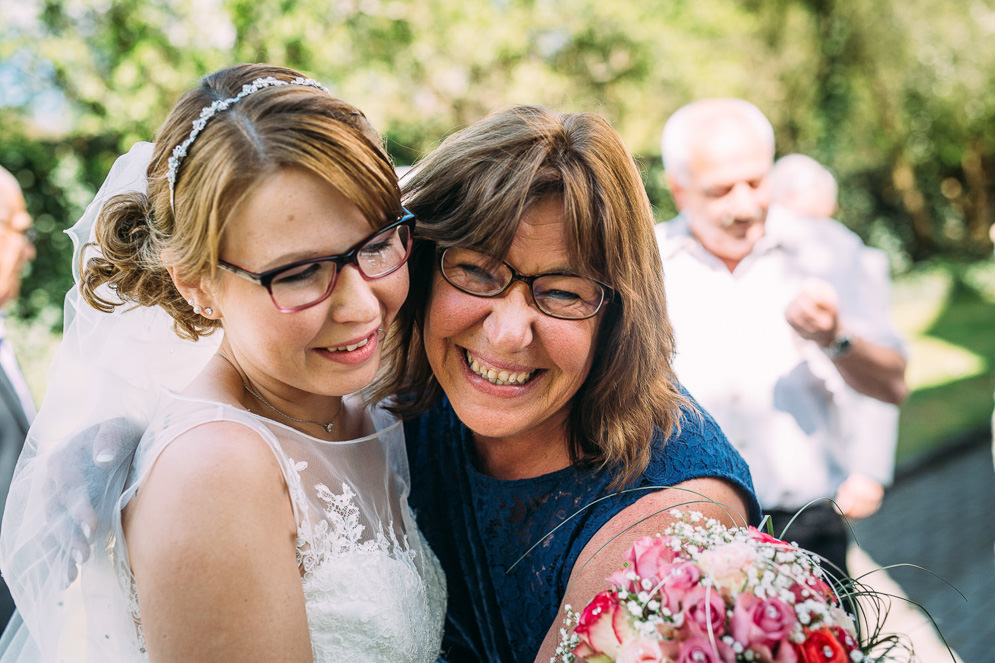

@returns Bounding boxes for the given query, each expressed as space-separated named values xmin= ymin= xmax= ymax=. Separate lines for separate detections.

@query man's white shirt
xmin=655 ymin=206 xmax=903 ymax=509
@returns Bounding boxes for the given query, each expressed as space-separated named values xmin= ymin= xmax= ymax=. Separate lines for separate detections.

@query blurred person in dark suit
xmin=0 ymin=166 xmax=36 ymax=628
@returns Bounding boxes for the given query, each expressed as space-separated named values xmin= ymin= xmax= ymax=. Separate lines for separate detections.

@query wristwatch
xmin=826 ymin=333 xmax=852 ymax=359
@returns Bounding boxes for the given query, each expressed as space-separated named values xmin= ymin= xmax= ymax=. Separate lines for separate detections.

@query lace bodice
xmin=117 ymin=392 xmax=446 ymax=662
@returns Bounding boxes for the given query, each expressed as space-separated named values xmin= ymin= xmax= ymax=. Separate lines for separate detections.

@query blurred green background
xmin=2 ymin=0 xmax=993 ymax=467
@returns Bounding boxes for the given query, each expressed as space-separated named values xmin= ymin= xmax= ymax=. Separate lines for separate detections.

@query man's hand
xmin=784 ymin=278 xmax=840 ymax=348
xmin=834 ymin=474 xmax=885 ymax=520
xmin=786 ymin=277 xmax=909 ymax=403
xmin=42 ymin=417 xmax=141 ymax=586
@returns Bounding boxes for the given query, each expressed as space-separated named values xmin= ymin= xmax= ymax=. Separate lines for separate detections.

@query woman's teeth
xmin=329 ymin=337 xmax=370 ymax=352
xmin=465 ymin=350 xmax=535 ymax=385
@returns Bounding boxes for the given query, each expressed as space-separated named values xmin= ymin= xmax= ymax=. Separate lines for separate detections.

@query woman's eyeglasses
xmin=219 ymin=211 xmax=414 ymax=312
xmin=438 ymin=246 xmax=613 ymax=320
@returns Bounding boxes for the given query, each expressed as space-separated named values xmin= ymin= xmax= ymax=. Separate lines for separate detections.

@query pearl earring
xmin=203 ymin=307 xmax=214 ymax=316
xmin=193 ymin=305 xmax=202 ymax=315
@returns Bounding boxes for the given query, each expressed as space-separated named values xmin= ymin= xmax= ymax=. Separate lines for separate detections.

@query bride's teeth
xmin=330 ymin=337 xmax=370 ymax=352
xmin=465 ymin=350 xmax=534 ymax=385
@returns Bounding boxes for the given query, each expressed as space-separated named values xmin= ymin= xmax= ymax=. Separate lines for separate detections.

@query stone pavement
xmin=849 ymin=436 xmax=993 ymax=663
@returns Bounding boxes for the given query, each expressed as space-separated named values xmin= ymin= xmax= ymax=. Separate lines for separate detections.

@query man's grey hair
xmin=660 ymin=98 xmax=775 ymax=186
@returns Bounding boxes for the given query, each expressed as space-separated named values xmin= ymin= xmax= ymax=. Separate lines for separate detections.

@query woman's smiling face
xmin=211 ymin=167 xmax=409 ymax=401
xmin=422 ymin=195 xmax=601 ymax=451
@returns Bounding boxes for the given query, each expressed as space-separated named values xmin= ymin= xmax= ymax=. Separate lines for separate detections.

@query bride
xmin=0 ymin=63 xmax=444 ymax=661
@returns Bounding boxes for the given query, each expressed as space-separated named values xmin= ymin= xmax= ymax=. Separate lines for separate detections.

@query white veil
xmin=0 ymin=142 xmax=220 ymax=661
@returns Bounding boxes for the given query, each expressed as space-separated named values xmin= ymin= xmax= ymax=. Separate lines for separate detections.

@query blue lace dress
xmin=405 ymin=395 xmax=761 ymax=663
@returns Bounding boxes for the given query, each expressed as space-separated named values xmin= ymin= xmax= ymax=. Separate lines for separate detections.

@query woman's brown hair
xmin=373 ymin=105 xmax=688 ymax=487
xmin=81 ymin=63 xmax=402 ymax=340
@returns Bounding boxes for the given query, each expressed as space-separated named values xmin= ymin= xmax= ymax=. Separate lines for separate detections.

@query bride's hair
xmin=80 ymin=63 xmax=402 ymax=340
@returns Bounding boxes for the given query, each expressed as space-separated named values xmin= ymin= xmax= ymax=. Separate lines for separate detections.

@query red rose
xmin=747 ymin=526 xmax=790 ymax=547
xmin=790 ymin=575 xmax=836 ymax=605
xmin=799 ymin=628 xmax=848 ymax=663
xmin=829 ymin=626 xmax=860 ymax=654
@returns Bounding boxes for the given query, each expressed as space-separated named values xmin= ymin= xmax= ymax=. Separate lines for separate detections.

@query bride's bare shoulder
xmin=123 ymin=419 xmax=294 ymax=550
xmin=122 ymin=420 xmax=308 ymax=661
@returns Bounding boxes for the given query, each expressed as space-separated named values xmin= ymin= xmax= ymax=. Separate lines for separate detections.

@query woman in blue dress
xmin=373 ymin=105 xmax=762 ymax=662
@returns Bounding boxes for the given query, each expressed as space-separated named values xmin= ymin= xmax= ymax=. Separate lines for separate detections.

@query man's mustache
xmin=718 ymin=209 xmax=765 ymax=228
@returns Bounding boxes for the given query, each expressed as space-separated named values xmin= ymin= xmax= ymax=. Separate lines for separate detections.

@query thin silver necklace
xmin=217 ymin=353 xmax=342 ymax=433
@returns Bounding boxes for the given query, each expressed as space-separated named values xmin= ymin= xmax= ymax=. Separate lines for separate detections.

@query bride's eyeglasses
xmin=219 ymin=210 xmax=415 ymax=312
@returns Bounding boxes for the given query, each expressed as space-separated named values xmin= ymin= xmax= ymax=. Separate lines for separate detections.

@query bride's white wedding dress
xmin=118 ymin=393 xmax=446 ymax=662
xmin=0 ymin=392 xmax=446 ymax=663
xmin=0 ymin=143 xmax=446 ymax=661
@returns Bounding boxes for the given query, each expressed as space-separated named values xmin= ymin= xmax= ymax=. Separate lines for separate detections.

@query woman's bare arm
xmin=533 ymin=477 xmax=750 ymax=663
xmin=124 ymin=422 xmax=312 ymax=662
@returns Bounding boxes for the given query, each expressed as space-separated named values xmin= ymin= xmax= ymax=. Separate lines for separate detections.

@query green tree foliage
xmin=1 ymin=0 xmax=992 ymax=327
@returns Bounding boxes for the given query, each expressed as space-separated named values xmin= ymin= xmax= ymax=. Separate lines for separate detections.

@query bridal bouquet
xmin=552 ymin=511 xmax=871 ymax=663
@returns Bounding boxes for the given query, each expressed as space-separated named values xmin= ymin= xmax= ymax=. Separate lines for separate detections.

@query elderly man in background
xmin=655 ymin=98 xmax=908 ymax=580
xmin=0 ymin=166 xmax=37 ymax=628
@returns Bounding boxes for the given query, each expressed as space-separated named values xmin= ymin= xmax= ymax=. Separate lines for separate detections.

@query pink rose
xmin=774 ymin=640 xmax=800 ymax=663
xmin=658 ymin=561 xmax=701 ymax=611
xmin=681 ymin=585 xmax=728 ymax=637
xmin=675 ymin=635 xmax=734 ymax=663
xmin=696 ymin=541 xmax=757 ymax=589
xmin=617 ymin=636 xmax=674 ymax=663
xmin=731 ymin=593 xmax=795 ymax=647
xmin=574 ymin=591 xmax=622 ymax=659
xmin=607 ymin=569 xmax=636 ymax=593
xmin=573 ymin=591 xmax=635 ymax=660
xmin=572 ymin=641 xmax=614 ymax=663
xmin=625 ymin=535 xmax=677 ymax=581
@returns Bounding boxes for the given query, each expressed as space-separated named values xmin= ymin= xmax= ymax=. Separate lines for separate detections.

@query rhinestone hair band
xmin=166 ymin=75 xmax=330 ymax=211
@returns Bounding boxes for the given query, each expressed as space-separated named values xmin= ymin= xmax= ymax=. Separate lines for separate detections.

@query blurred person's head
xmin=769 ymin=153 xmax=838 ymax=218
xmin=661 ymin=98 xmax=773 ymax=270
xmin=0 ymin=166 xmax=36 ymax=308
